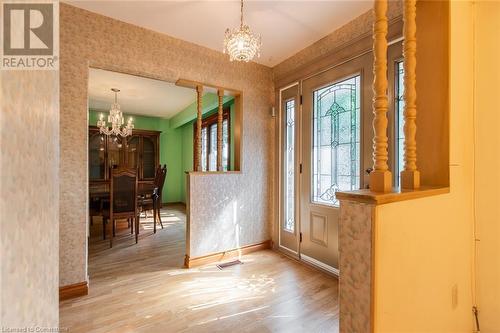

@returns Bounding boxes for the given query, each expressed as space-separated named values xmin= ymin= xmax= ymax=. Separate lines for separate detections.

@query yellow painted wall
xmin=373 ymin=1 xmax=475 ymax=331
xmin=474 ymin=1 xmax=500 ymax=331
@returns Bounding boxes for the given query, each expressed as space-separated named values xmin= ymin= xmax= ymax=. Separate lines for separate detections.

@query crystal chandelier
xmin=97 ymin=88 xmax=134 ymax=137
xmin=223 ymin=0 xmax=261 ymax=62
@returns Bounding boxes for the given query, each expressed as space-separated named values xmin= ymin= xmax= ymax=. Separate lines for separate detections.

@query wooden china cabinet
xmin=88 ymin=126 xmax=160 ymax=185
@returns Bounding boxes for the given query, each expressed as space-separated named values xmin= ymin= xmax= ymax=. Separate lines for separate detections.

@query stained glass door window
xmin=312 ymin=75 xmax=361 ymax=206
xmin=284 ymin=99 xmax=295 ymax=232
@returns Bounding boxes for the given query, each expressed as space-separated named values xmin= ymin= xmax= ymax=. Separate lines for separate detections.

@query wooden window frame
xmin=193 ymin=107 xmax=231 ymax=171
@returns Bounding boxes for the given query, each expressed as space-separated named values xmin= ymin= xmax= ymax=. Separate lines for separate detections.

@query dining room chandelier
xmin=97 ymin=88 xmax=134 ymax=137
xmin=223 ymin=0 xmax=261 ymax=62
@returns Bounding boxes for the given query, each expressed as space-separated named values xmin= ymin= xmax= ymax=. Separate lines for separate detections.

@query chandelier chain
xmin=240 ymin=0 xmax=244 ymax=28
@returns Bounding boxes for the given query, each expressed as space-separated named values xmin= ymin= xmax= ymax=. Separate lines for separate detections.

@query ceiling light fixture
xmin=223 ymin=0 xmax=261 ymax=62
xmin=97 ymin=88 xmax=134 ymax=137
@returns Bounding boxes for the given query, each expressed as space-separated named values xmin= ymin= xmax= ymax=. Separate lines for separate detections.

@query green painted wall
xmin=180 ymin=122 xmax=194 ymax=203
xmin=162 ymin=125 xmax=184 ymax=203
xmin=170 ymin=93 xmax=234 ymax=129
xmin=89 ymin=97 xmax=235 ymax=204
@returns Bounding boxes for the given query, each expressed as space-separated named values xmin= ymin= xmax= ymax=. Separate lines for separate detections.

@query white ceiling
xmin=67 ymin=1 xmax=373 ymax=67
xmin=88 ymin=68 xmax=197 ymax=118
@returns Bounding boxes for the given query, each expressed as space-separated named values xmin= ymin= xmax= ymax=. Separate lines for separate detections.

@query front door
xmin=278 ymin=43 xmax=402 ymax=273
xmin=299 ymin=54 xmax=372 ymax=273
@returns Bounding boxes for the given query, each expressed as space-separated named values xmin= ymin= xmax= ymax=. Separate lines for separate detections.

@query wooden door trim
xmin=278 ymin=84 xmax=300 ymax=255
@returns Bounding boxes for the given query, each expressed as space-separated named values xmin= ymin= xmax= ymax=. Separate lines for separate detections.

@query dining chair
xmin=142 ymin=165 xmax=162 ymax=219
xmin=89 ymin=196 xmax=104 ymax=237
xmin=153 ymin=165 xmax=167 ymax=232
xmin=140 ymin=164 xmax=167 ymax=233
xmin=103 ymin=167 xmax=139 ymax=248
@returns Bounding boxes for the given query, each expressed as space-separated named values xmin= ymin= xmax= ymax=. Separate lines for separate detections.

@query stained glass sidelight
xmin=312 ymin=76 xmax=361 ymax=206
xmin=396 ymin=61 xmax=405 ymax=186
xmin=284 ymin=99 xmax=295 ymax=232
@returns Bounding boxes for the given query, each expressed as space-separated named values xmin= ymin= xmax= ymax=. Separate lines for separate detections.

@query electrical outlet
xmin=452 ymin=284 xmax=458 ymax=309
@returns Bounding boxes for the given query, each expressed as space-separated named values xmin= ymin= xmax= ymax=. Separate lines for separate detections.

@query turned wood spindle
xmin=195 ymin=85 xmax=203 ymax=172
xmin=369 ymin=0 xmax=392 ymax=192
xmin=400 ymin=0 xmax=420 ymax=189
xmin=217 ymin=89 xmax=224 ymax=171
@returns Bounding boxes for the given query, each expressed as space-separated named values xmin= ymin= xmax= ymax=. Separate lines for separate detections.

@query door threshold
xmin=300 ymin=254 xmax=339 ymax=277
xmin=278 ymin=244 xmax=299 ymax=259
xmin=275 ymin=247 xmax=339 ymax=278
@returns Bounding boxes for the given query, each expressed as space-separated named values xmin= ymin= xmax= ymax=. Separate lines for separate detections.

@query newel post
xmin=400 ymin=0 xmax=421 ymax=189
xmin=217 ymin=89 xmax=224 ymax=171
xmin=370 ymin=0 xmax=393 ymax=192
xmin=195 ymin=85 xmax=203 ymax=172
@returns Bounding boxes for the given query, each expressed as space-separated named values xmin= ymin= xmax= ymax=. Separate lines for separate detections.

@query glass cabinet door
xmin=89 ymin=132 xmax=105 ymax=180
xmin=107 ymin=136 xmax=124 ymax=170
xmin=142 ymin=136 xmax=156 ymax=179
xmin=126 ymin=135 xmax=140 ymax=170
xmin=88 ymin=127 xmax=159 ymax=181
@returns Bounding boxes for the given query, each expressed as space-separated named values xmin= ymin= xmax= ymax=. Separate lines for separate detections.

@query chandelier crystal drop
xmin=97 ymin=88 xmax=134 ymax=137
xmin=223 ymin=0 xmax=261 ymax=62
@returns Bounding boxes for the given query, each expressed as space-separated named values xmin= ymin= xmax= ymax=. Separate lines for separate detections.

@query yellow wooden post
xmin=369 ymin=0 xmax=392 ymax=192
xmin=195 ymin=85 xmax=203 ymax=171
xmin=400 ymin=0 xmax=421 ymax=189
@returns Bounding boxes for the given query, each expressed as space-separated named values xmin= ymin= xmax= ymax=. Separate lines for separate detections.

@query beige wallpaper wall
xmin=273 ymin=0 xmax=403 ymax=80
xmin=59 ymin=4 xmax=274 ymax=286
xmin=188 ymin=171 xmax=272 ymax=258
xmin=1 ymin=71 xmax=59 ymax=327
xmin=339 ymin=200 xmax=374 ymax=333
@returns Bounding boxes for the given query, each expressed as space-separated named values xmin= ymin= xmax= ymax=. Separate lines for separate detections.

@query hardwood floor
xmin=60 ymin=204 xmax=339 ymax=332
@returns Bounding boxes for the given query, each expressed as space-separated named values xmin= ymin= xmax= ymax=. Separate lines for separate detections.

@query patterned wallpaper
xmin=59 ymin=3 xmax=274 ymax=286
xmin=339 ymin=200 xmax=374 ymax=333
xmin=188 ymin=172 xmax=272 ymax=258
xmin=1 ymin=71 xmax=59 ymax=327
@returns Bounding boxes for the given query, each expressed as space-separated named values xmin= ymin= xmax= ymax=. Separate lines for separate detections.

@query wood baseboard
xmin=162 ymin=201 xmax=186 ymax=207
xmin=184 ymin=240 xmax=271 ymax=268
xmin=59 ymin=281 xmax=88 ymax=301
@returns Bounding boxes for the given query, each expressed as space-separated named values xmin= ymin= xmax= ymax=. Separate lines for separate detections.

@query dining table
xmin=89 ymin=182 xmax=160 ymax=239
xmin=89 ymin=182 xmax=157 ymax=201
